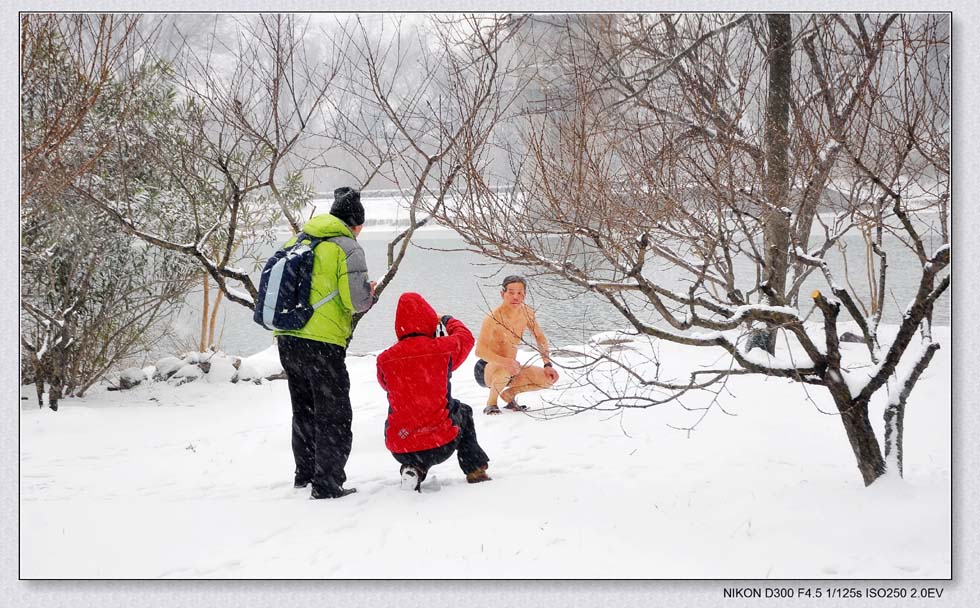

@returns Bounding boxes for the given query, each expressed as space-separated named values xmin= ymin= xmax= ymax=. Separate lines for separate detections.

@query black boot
xmin=399 ymin=464 xmax=427 ymax=492
xmin=310 ymin=486 xmax=357 ymax=500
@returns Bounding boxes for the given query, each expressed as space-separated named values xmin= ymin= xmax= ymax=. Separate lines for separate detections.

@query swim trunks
xmin=474 ymin=359 xmax=488 ymax=388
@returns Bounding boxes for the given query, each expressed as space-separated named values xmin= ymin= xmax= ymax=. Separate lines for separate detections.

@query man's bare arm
xmin=528 ymin=308 xmax=551 ymax=365
xmin=528 ymin=308 xmax=559 ymax=382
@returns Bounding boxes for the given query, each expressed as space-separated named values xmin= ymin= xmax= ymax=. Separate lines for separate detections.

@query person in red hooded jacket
xmin=377 ymin=292 xmax=491 ymax=491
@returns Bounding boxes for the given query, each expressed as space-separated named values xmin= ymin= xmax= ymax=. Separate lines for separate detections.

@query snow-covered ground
xmin=19 ymin=326 xmax=951 ymax=580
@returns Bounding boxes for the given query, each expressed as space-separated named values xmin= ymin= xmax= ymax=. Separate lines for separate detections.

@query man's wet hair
xmin=501 ymin=275 xmax=527 ymax=291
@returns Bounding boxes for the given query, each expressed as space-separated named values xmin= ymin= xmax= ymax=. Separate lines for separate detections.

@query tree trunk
xmin=200 ymin=273 xmax=210 ymax=352
xmin=208 ymin=288 xmax=224 ymax=350
xmin=827 ymin=383 xmax=886 ymax=486
xmin=882 ymin=398 xmax=904 ymax=477
xmin=30 ymin=352 xmax=46 ymax=408
xmin=883 ymin=340 xmax=941 ymax=478
xmin=46 ymin=345 xmax=65 ymax=412
xmin=760 ymin=14 xmax=793 ymax=353
xmin=34 ymin=375 xmax=44 ymax=408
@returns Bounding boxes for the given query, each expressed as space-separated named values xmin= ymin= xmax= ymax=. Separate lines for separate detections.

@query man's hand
xmin=544 ymin=366 xmax=559 ymax=383
xmin=369 ymin=281 xmax=377 ymax=296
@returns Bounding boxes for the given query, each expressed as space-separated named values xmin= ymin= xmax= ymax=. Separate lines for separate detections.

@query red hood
xmin=394 ymin=292 xmax=438 ymax=340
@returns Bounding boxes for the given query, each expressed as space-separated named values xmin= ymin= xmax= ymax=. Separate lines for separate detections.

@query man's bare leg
xmin=483 ymin=364 xmax=557 ymax=413
xmin=501 ymin=366 xmax=555 ymax=409
xmin=483 ymin=362 xmax=511 ymax=414
xmin=485 ymin=385 xmax=501 ymax=414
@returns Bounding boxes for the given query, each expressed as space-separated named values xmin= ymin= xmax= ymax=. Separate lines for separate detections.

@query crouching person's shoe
xmin=310 ymin=486 xmax=357 ymax=499
xmin=400 ymin=464 xmax=426 ymax=492
xmin=466 ymin=465 xmax=492 ymax=484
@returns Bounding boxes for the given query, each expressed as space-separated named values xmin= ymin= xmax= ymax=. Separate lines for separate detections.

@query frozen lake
xmin=175 ymin=221 xmax=950 ymax=359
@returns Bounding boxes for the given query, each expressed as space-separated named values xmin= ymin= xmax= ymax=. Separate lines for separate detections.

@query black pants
xmin=278 ymin=336 xmax=353 ymax=496
xmin=392 ymin=400 xmax=489 ymax=475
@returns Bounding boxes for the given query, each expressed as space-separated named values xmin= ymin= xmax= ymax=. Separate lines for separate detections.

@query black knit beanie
xmin=330 ymin=187 xmax=365 ymax=227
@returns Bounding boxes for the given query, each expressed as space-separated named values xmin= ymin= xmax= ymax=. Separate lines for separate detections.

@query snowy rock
xmin=170 ymin=364 xmax=203 ymax=386
xmin=253 ymin=371 xmax=287 ymax=384
xmin=234 ymin=345 xmax=285 ymax=384
xmin=118 ymin=367 xmax=147 ymax=390
xmin=205 ymin=354 xmax=239 ymax=383
xmin=839 ymin=331 xmax=865 ymax=344
xmin=177 ymin=352 xmax=227 ymax=377
xmin=174 ymin=364 xmax=203 ymax=378
xmin=153 ymin=357 xmax=185 ymax=381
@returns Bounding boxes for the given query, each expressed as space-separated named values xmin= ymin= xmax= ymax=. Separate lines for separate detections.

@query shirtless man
xmin=474 ymin=275 xmax=560 ymax=414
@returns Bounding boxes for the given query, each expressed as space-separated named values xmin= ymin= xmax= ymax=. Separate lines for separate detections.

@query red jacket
xmin=377 ymin=292 xmax=475 ymax=454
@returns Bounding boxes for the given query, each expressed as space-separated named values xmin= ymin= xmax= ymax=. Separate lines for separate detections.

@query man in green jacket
xmin=276 ymin=187 xmax=376 ymax=499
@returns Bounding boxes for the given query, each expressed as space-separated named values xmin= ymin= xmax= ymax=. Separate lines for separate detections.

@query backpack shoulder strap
xmin=288 ymin=232 xmax=328 ymax=250
xmin=307 ymin=235 xmax=343 ymax=310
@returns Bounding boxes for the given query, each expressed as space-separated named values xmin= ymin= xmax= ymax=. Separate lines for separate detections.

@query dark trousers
xmin=392 ymin=400 xmax=489 ymax=475
xmin=278 ymin=336 xmax=353 ymax=496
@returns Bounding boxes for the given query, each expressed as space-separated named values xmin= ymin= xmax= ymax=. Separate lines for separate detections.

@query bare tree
xmin=78 ymin=14 xmax=343 ymax=311
xmin=442 ymin=13 xmax=949 ymax=486
xmin=72 ymin=13 xmax=524 ymax=347
xmin=332 ymin=14 xmax=532 ymax=328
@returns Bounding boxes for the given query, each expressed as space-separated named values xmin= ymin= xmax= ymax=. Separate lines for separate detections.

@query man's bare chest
xmin=493 ymin=316 xmax=528 ymax=345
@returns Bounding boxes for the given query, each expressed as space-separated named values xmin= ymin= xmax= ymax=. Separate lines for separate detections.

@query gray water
xmin=198 ymin=227 xmax=950 ymax=357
